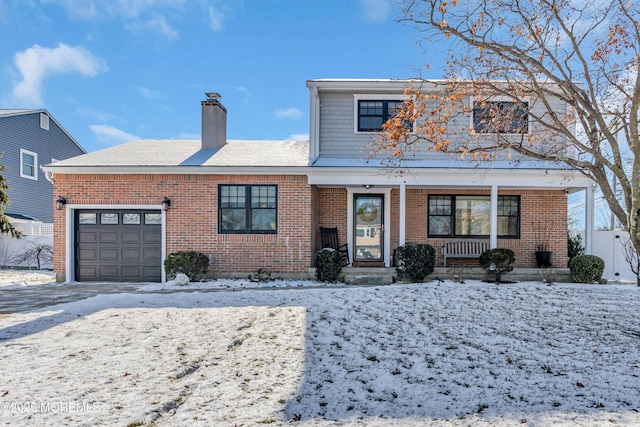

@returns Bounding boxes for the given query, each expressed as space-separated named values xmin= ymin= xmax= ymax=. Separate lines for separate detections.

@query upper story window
xmin=20 ymin=149 xmax=38 ymax=180
xmin=472 ymin=101 xmax=529 ymax=134
xmin=428 ymin=195 xmax=520 ymax=238
xmin=40 ymin=113 xmax=49 ymax=130
xmin=357 ymin=100 xmax=405 ymax=132
xmin=219 ymin=184 xmax=277 ymax=234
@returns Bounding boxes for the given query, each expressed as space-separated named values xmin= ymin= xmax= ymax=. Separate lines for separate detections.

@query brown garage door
xmin=75 ymin=210 xmax=162 ymax=282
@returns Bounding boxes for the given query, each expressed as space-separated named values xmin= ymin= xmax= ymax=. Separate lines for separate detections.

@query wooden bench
xmin=441 ymin=240 xmax=490 ymax=267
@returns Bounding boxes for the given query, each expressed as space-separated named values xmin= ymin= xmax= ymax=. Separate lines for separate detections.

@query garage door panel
xmin=143 ymin=230 xmax=161 ymax=244
xmin=122 ymin=266 xmax=142 ymax=279
xmin=122 ymin=230 xmax=142 ymax=244
xmin=122 ymin=247 xmax=142 ymax=262
xmin=78 ymin=231 xmax=98 ymax=244
xmin=99 ymin=231 xmax=119 ymax=244
xmin=76 ymin=210 xmax=162 ymax=282
xmin=78 ymin=266 xmax=98 ymax=281
xmin=78 ymin=248 xmax=97 ymax=261
xmin=98 ymin=265 xmax=119 ymax=280
xmin=143 ymin=246 xmax=161 ymax=261
xmin=99 ymin=247 xmax=119 ymax=261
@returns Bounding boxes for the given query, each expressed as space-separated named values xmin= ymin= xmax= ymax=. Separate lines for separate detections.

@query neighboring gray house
xmin=0 ymin=110 xmax=86 ymax=222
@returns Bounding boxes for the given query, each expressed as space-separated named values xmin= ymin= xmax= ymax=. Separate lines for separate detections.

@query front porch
xmin=312 ymin=266 xmax=573 ymax=285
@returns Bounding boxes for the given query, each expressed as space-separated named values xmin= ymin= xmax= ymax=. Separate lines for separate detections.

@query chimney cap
xmin=205 ymin=92 xmax=222 ymax=100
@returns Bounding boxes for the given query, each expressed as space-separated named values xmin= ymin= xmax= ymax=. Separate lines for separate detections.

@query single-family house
xmin=0 ymin=109 xmax=86 ymax=223
xmin=44 ymin=80 xmax=595 ymax=283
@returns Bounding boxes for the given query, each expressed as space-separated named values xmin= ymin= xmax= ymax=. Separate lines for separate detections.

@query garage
xmin=75 ymin=210 xmax=162 ymax=282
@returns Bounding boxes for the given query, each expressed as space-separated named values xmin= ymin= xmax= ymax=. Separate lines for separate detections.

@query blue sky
xmin=0 ymin=0 xmax=446 ymax=153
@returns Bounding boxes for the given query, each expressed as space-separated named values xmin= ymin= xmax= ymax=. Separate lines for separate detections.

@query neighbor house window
xmin=357 ymin=99 xmax=408 ymax=132
xmin=428 ymin=195 xmax=520 ymax=238
xmin=472 ymin=101 xmax=529 ymax=134
xmin=219 ymin=185 xmax=277 ymax=234
xmin=20 ymin=149 xmax=38 ymax=180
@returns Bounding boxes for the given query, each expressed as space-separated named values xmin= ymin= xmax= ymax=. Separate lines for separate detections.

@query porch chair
xmin=319 ymin=227 xmax=350 ymax=267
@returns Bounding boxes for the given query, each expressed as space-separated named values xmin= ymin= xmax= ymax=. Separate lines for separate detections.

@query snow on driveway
xmin=0 ymin=279 xmax=639 ymax=426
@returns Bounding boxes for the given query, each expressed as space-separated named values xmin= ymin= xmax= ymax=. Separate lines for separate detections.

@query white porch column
xmin=399 ymin=183 xmax=406 ymax=246
xmin=585 ymin=184 xmax=595 ymax=254
xmin=490 ymin=184 xmax=498 ymax=248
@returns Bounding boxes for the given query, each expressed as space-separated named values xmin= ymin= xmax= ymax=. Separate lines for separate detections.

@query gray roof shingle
xmin=49 ymin=139 xmax=309 ymax=168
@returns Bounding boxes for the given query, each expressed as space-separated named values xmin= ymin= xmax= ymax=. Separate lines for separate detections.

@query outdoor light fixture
xmin=362 ymin=184 xmax=372 ymax=190
xmin=161 ymin=197 xmax=171 ymax=211
xmin=56 ymin=196 xmax=67 ymax=210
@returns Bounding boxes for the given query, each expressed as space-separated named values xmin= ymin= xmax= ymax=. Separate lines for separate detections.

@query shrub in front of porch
xmin=395 ymin=243 xmax=436 ymax=283
xmin=315 ymin=248 xmax=343 ymax=282
xmin=479 ymin=248 xmax=515 ymax=283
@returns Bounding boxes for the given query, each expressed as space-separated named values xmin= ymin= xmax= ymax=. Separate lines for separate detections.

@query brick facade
xmin=53 ymin=175 xmax=567 ymax=281
xmin=54 ymin=174 xmax=313 ymax=280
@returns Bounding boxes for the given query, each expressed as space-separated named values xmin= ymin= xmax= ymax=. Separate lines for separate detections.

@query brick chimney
xmin=201 ymin=92 xmax=227 ymax=149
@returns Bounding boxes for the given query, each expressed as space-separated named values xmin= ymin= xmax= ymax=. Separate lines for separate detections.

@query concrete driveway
xmin=0 ymin=281 xmax=147 ymax=314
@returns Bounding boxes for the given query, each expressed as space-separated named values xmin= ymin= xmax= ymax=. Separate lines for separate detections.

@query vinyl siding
xmin=0 ymin=112 xmax=85 ymax=222
xmin=317 ymin=90 xmax=572 ymax=163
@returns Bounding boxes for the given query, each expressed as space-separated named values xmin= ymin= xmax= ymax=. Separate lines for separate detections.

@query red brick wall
xmin=53 ymin=174 xmax=313 ymax=279
xmin=315 ymin=187 xmax=568 ymax=268
xmin=315 ymin=187 xmax=348 ymax=251
xmin=399 ymin=188 xmax=567 ymax=268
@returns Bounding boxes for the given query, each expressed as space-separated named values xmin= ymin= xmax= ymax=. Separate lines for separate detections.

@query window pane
xmin=220 ymin=208 xmax=246 ymax=231
xmin=101 ymin=213 xmax=119 ymax=224
xmin=78 ymin=213 xmax=97 ymax=224
xmin=144 ymin=213 xmax=162 ymax=224
xmin=221 ymin=185 xmax=245 ymax=208
xmin=123 ymin=213 xmax=141 ymax=224
xmin=429 ymin=216 xmax=451 ymax=236
xmin=498 ymin=217 xmax=519 ymax=236
xmin=251 ymin=185 xmax=277 ymax=208
xmin=429 ymin=196 xmax=451 ymax=215
xmin=251 ymin=209 xmax=276 ymax=231
xmin=22 ymin=153 xmax=35 ymax=176
xmin=473 ymin=101 xmax=528 ymax=134
xmin=455 ymin=196 xmax=490 ymax=235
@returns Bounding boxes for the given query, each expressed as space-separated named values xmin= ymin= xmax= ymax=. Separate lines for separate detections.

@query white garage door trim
xmin=65 ymin=204 xmax=167 ymax=283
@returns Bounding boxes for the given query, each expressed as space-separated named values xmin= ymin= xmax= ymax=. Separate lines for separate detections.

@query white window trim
xmin=469 ymin=96 xmax=531 ymax=135
xmin=40 ymin=113 xmax=49 ymax=130
xmin=353 ymin=94 xmax=410 ymax=134
xmin=20 ymin=149 xmax=38 ymax=180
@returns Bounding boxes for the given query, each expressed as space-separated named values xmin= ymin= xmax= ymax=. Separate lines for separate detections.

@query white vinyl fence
xmin=590 ymin=230 xmax=638 ymax=283
xmin=0 ymin=221 xmax=54 ymax=269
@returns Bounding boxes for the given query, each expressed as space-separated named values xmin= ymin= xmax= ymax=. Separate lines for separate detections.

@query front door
xmin=354 ymin=194 xmax=384 ymax=262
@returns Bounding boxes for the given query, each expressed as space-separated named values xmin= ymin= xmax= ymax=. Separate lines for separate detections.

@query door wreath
xmin=357 ymin=202 xmax=379 ymax=222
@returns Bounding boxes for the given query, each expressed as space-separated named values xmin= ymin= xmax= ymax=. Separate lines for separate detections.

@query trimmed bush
xmin=315 ymin=248 xmax=342 ymax=282
xmin=479 ymin=248 xmax=515 ymax=283
xmin=164 ymin=251 xmax=209 ymax=281
xmin=570 ymin=254 xmax=605 ymax=283
xmin=395 ymin=243 xmax=436 ymax=283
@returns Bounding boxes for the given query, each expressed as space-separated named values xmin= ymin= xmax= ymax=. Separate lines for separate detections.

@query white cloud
xmin=208 ymin=6 xmax=224 ymax=31
xmin=235 ymin=86 xmax=252 ymax=104
xmin=77 ymin=107 xmax=119 ymax=123
xmin=12 ymin=43 xmax=105 ymax=106
xmin=42 ymin=0 xmax=186 ymax=20
xmin=274 ymin=107 xmax=304 ymax=120
xmin=359 ymin=0 xmax=389 ymax=22
xmin=137 ymin=86 xmax=164 ymax=100
xmin=144 ymin=15 xmax=179 ymax=40
xmin=90 ymin=124 xmax=139 ymax=145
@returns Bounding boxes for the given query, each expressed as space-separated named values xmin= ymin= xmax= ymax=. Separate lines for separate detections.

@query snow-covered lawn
xmin=0 ymin=272 xmax=639 ymax=426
